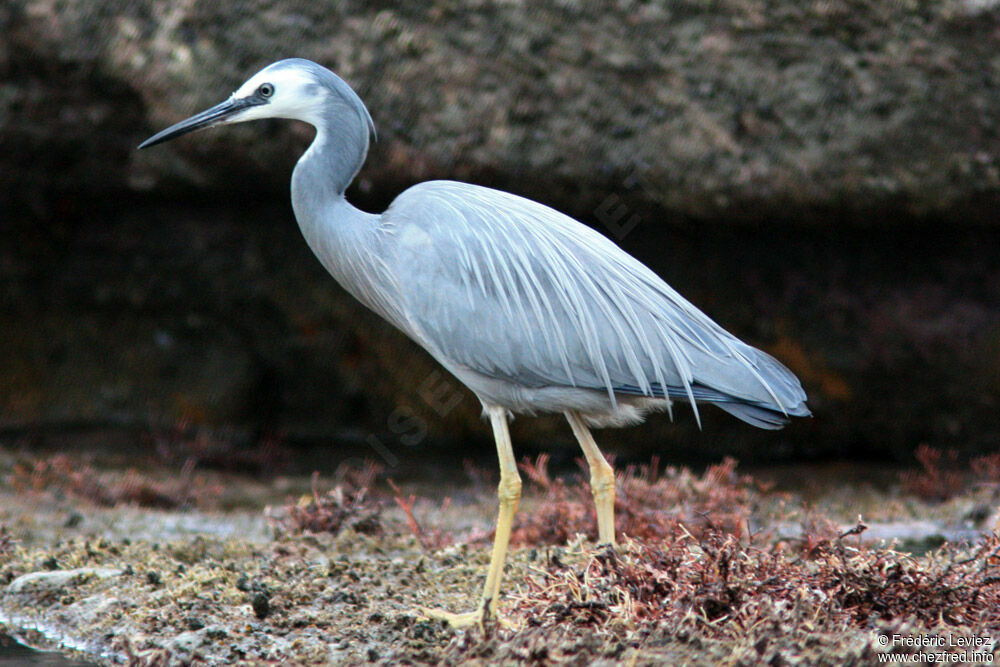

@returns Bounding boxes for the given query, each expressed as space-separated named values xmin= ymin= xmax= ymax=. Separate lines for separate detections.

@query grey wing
xmin=383 ymin=181 xmax=809 ymax=425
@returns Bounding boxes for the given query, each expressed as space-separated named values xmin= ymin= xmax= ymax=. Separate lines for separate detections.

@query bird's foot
xmin=420 ymin=606 xmax=487 ymax=631
xmin=420 ymin=599 xmax=515 ymax=632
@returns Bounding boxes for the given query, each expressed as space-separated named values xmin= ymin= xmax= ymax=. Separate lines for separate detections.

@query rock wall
xmin=4 ymin=1 xmax=1000 ymax=217
xmin=2 ymin=1 xmax=999 ymax=463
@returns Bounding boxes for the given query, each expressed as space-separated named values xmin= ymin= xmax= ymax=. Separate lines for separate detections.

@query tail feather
xmin=714 ymin=402 xmax=794 ymax=430
xmin=615 ymin=380 xmax=811 ymax=429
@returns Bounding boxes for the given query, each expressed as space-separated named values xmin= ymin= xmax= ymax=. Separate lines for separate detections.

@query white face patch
xmin=224 ymin=65 xmax=326 ymax=126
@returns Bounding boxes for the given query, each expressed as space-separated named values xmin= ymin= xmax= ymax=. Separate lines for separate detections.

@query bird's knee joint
xmin=590 ymin=475 xmax=616 ymax=497
xmin=497 ymin=475 xmax=522 ymax=502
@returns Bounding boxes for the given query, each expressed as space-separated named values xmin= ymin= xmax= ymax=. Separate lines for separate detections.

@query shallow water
xmin=0 ymin=633 xmax=96 ymax=666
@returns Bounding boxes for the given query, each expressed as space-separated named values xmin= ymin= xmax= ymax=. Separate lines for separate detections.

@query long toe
xmin=420 ymin=606 xmax=486 ymax=631
xmin=420 ymin=604 xmax=518 ymax=632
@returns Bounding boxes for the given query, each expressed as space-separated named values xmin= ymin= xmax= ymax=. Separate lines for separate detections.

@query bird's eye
xmin=257 ymin=83 xmax=275 ymax=98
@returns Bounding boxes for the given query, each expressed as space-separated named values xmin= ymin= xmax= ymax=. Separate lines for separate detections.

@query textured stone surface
xmin=2 ymin=1 xmax=1000 ymax=219
xmin=2 ymin=1 xmax=999 ymax=461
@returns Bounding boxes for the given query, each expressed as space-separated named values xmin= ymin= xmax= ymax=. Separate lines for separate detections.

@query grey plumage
xmin=380 ymin=181 xmax=809 ymax=428
xmin=140 ymin=58 xmax=809 ymax=431
xmin=139 ymin=57 xmax=811 ymax=626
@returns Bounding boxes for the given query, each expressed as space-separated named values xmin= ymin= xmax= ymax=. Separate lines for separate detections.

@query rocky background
xmin=2 ymin=0 xmax=999 ymax=465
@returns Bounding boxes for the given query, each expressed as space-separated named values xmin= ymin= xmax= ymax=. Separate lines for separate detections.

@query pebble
xmin=7 ymin=567 xmax=124 ymax=594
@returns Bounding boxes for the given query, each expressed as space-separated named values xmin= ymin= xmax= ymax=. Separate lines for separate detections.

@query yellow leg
xmin=566 ymin=410 xmax=617 ymax=546
xmin=423 ymin=406 xmax=521 ymax=629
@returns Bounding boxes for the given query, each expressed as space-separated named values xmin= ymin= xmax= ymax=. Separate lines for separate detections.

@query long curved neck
xmin=292 ymin=121 xmax=368 ymax=204
xmin=291 ymin=122 xmax=371 ymax=271
xmin=289 ymin=123 xmax=400 ymax=326
xmin=290 ymin=120 xmax=371 ymax=267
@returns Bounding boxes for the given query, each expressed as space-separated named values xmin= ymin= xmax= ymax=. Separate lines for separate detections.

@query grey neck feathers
xmin=292 ymin=99 xmax=370 ymax=204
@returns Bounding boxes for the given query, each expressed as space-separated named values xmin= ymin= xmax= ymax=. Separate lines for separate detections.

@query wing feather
xmin=383 ymin=181 xmax=808 ymax=420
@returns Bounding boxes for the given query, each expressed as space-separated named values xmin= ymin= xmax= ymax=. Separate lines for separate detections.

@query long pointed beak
xmin=138 ymin=95 xmax=265 ymax=149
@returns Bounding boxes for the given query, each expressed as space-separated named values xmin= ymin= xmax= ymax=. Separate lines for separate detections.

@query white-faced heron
xmin=139 ymin=58 xmax=810 ymax=627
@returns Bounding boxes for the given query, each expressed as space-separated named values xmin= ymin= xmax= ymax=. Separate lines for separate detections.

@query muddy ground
xmin=1 ymin=442 xmax=998 ymax=665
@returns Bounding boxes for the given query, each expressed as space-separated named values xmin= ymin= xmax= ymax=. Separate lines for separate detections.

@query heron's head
xmin=138 ymin=58 xmax=375 ymax=149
